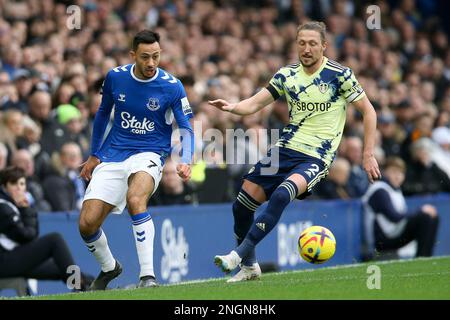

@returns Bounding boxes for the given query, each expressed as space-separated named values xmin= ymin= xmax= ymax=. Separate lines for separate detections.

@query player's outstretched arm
xmin=352 ymin=96 xmax=382 ymax=183
xmin=208 ymin=88 xmax=274 ymax=116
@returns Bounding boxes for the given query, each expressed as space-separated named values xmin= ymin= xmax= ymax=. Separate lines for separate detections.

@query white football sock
xmin=83 ymin=229 xmax=116 ymax=272
xmin=131 ymin=212 xmax=155 ymax=278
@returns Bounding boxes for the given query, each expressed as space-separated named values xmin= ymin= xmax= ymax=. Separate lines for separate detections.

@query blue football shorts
xmin=243 ymin=146 xmax=329 ymax=200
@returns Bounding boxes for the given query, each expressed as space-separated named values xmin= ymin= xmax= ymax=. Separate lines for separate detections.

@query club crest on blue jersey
xmin=318 ymin=81 xmax=329 ymax=94
xmin=146 ymin=97 xmax=160 ymax=111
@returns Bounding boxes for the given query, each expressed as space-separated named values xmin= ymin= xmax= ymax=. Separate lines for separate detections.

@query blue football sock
xmin=236 ymin=180 xmax=298 ymax=260
xmin=233 ymin=190 xmax=261 ymax=266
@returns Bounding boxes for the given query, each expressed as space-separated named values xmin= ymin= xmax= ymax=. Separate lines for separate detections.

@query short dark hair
xmin=132 ymin=30 xmax=160 ymax=51
xmin=0 ymin=166 xmax=26 ymax=186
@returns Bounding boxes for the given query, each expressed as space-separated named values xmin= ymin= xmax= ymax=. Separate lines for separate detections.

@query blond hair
xmin=297 ymin=21 xmax=327 ymax=43
xmin=384 ymin=157 xmax=406 ymax=173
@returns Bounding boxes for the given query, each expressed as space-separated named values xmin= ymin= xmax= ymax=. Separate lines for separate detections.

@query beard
xmin=300 ymin=56 xmax=319 ymax=67
xmin=137 ymin=64 xmax=155 ymax=79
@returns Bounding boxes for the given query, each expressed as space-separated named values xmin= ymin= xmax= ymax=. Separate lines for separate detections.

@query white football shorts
xmin=83 ymin=152 xmax=164 ymax=214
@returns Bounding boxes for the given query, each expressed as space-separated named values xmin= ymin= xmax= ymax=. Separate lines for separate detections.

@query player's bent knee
xmin=126 ymin=194 xmax=147 ymax=214
xmin=286 ymin=174 xmax=308 ymax=196
xmin=79 ymin=217 xmax=100 ymax=237
xmin=242 ymin=180 xmax=266 ymax=203
xmin=79 ymin=208 xmax=104 ymax=236
xmin=79 ymin=199 xmax=113 ymax=234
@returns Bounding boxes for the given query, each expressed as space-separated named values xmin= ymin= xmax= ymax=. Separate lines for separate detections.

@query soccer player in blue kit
xmin=78 ymin=30 xmax=194 ymax=290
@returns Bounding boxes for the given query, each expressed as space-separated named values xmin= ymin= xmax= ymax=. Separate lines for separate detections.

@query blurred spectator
xmin=434 ymin=110 xmax=449 ymax=128
xmin=403 ymin=138 xmax=450 ymax=196
xmin=28 ymin=90 xmax=67 ymax=155
xmin=0 ymin=167 xmax=93 ymax=291
xmin=343 ymin=136 xmax=369 ymax=197
xmin=378 ymin=112 xmax=402 ymax=158
xmin=28 ymin=90 xmax=69 ymax=156
xmin=5 ymin=68 xmax=33 ymax=113
xmin=430 ymin=126 xmax=450 ymax=177
xmin=431 ymin=126 xmax=450 ymax=152
xmin=314 ymin=157 xmax=351 ymax=200
xmin=56 ymin=104 xmax=90 ymax=159
xmin=0 ymin=143 xmax=7 ymax=170
xmin=11 ymin=149 xmax=51 ymax=212
xmin=0 ymin=42 xmax=22 ymax=78
xmin=69 ymin=92 xmax=93 ymax=147
xmin=149 ymin=158 xmax=194 ymax=206
xmin=362 ymin=157 xmax=439 ymax=260
xmin=400 ymin=112 xmax=434 ymax=160
xmin=53 ymin=82 xmax=75 ymax=107
xmin=0 ymin=74 xmax=12 ymax=91
xmin=373 ymin=130 xmax=386 ymax=168
xmin=21 ymin=115 xmax=51 ymax=181
xmin=226 ymin=123 xmax=267 ymax=195
xmin=42 ymin=142 xmax=85 ymax=212
xmin=0 ymin=109 xmax=27 ymax=163
xmin=391 ymin=100 xmax=415 ymax=134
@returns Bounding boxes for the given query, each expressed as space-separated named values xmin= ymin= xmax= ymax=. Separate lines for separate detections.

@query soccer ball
xmin=298 ymin=226 xmax=336 ymax=264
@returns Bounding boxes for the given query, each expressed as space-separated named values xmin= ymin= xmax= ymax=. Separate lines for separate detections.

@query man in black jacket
xmin=42 ymin=142 xmax=85 ymax=212
xmin=0 ymin=167 xmax=92 ymax=292
xmin=28 ymin=90 xmax=69 ymax=157
xmin=11 ymin=149 xmax=51 ymax=212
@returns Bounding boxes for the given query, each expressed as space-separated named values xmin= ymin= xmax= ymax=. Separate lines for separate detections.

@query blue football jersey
xmin=91 ymin=64 xmax=194 ymax=163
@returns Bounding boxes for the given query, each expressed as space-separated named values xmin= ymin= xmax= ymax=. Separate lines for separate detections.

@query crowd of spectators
xmin=0 ymin=0 xmax=449 ymax=211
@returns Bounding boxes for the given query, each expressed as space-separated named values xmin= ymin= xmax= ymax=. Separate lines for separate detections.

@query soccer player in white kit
xmin=79 ymin=30 xmax=194 ymax=290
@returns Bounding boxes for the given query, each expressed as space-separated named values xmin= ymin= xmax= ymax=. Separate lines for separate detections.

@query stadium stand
xmin=0 ymin=0 xmax=448 ymax=207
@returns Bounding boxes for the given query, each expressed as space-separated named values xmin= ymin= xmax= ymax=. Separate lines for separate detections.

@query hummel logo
xmin=256 ymin=222 xmax=266 ymax=232
xmin=136 ymin=230 xmax=146 ymax=242
xmin=118 ymin=94 xmax=126 ymax=102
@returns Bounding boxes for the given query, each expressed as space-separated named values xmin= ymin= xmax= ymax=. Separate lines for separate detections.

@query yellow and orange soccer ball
xmin=298 ymin=226 xmax=336 ymax=264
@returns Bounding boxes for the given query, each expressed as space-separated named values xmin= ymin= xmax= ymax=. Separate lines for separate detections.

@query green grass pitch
xmin=19 ymin=256 xmax=450 ymax=300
